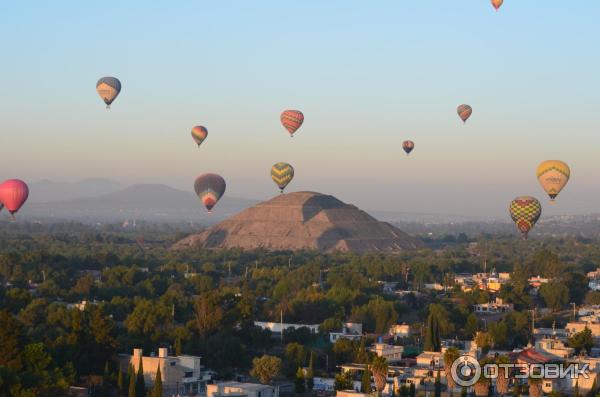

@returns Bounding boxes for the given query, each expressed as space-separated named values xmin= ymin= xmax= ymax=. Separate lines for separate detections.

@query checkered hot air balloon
xmin=271 ymin=162 xmax=294 ymax=193
xmin=509 ymin=196 xmax=542 ymax=239
xmin=457 ymin=104 xmax=472 ymax=123
xmin=194 ymin=173 xmax=226 ymax=213
xmin=280 ymin=110 xmax=304 ymax=137
xmin=191 ymin=126 xmax=208 ymax=147
xmin=96 ymin=77 xmax=121 ymax=108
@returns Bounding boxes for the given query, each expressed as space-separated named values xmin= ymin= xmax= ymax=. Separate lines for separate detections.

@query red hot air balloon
xmin=491 ymin=0 xmax=503 ymax=11
xmin=280 ymin=110 xmax=304 ymax=137
xmin=194 ymin=173 xmax=226 ymax=213
xmin=402 ymin=140 xmax=415 ymax=156
xmin=457 ymin=104 xmax=473 ymax=123
xmin=0 ymin=179 xmax=29 ymax=220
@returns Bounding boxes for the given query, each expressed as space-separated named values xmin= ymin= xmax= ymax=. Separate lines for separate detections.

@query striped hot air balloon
xmin=402 ymin=140 xmax=415 ymax=156
xmin=0 ymin=179 xmax=29 ymax=220
xmin=271 ymin=162 xmax=294 ymax=193
xmin=491 ymin=0 xmax=503 ymax=11
xmin=96 ymin=77 xmax=121 ymax=108
xmin=191 ymin=126 xmax=208 ymax=147
xmin=457 ymin=104 xmax=472 ymax=123
xmin=536 ymin=160 xmax=570 ymax=202
xmin=194 ymin=173 xmax=226 ymax=212
xmin=509 ymin=196 xmax=542 ymax=239
xmin=281 ymin=110 xmax=304 ymax=137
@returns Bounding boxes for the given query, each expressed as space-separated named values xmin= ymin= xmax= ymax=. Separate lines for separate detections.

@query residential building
xmin=388 ymin=324 xmax=411 ymax=338
xmin=535 ymin=338 xmax=574 ymax=359
xmin=528 ymin=276 xmax=550 ymax=288
xmin=207 ymin=382 xmax=279 ymax=397
xmin=119 ymin=348 xmax=206 ymax=396
xmin=369 ymin=343 xmax=404 ymax=364
xmin=330 ymin=323 xmax=363 ymax=343
xmin=566 ymin=321 xmax=600 ymax=338
xmin=473 ymin=297 xmax=513 ymax=314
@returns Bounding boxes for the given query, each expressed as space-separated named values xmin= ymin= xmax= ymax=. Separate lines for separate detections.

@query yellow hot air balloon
xmin=536 ymin=160 xmax=570 ymax=201
xmin=271 ymin=162 xmax=294 ymax=193
xmin=491 ymin=0 xmax=503 ymax=11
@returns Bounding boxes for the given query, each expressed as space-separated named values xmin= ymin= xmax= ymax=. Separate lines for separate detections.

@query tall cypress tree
xmin=128 ymin=365 xmax=136 ymax=397
xmin=361 ymin=365 xmax=372 ymax=394
xmin=409 ymin=383 xmax=416 ymax=397
xmin=434 ymin=369 xmax=441 ymax=397
xmin=306 ymin=351 xmax=314 ymax=392
xmin=424 ymin=311 xmax=441 ymax=352
xmin=136 ymin=356 xmax=146 ymax=397
xmin=152 ymin=366 xmax=163 ymax=397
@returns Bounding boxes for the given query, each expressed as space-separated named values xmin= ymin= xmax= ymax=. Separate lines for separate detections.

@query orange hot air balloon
xmin=191 ymin=126 xmax=208 ymax=147
xmin=281 ymin=110 xmax=304 ymax=137
xmin=402 ymin=140 xmax=415 ymax=156
xmin=457 ymin=104 xmax=472 ymax=123
xmin=491 ymin=0 xmax=503 ymax=11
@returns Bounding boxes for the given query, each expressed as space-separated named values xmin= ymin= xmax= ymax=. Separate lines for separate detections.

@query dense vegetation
xmin=0 ymin=222 xmax=598 ymax=395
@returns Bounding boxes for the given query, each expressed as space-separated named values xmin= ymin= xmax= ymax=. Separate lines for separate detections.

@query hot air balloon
xmin=271 ymin=162 xmax=295 ymax=193
xmin=194 ymin=173 xmax=226 ymax=212
xmin=536 ymin=160 xmax=570 ymax=201
xmin=457 ymin=104 xmax=472 ymax=123
xmin=191 ymin=126 xmax=208 ymax=147
xmin=96 ymin=77 xmax=121 ymax=108
xmin=509 ymin=196 xmax=541 ymax=239
xmin=491 ymin=0 xmax=503 ymax=11
xmin=281 ymin=110 xmax=304 ymax=137
xmin=402 ymin=140 xmax=415 ymax=156
xmin=0 ymin=179 xmax=29 ymax=220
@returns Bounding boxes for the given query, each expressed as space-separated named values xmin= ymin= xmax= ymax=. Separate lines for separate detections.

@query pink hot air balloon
xmin=0 ymin=179 xmax=29 ymax=220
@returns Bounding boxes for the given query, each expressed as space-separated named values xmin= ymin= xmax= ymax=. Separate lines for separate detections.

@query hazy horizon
xmin=2 ymin=2 xmax=599 ymax=218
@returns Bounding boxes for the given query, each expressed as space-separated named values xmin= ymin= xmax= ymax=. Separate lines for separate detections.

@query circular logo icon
xmin=450 ymin=355 xmax=481 ymax=387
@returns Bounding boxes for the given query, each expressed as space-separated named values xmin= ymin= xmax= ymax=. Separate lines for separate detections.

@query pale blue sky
xmin=1 ymin=1 xmax=599 ymax=217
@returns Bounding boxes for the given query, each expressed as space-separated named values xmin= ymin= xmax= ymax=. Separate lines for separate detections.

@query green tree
xmin=569 ymin=327 xmax=594 ymax=355
xmin=424 ymin=306 xmax=441 ymax=352
xmin=434 ymin=369 xmax=441 ymax=397
xmin=464 ymin=313 xmax=479 ymax=337
xmin=0 ymin=310 xmax=23 ymax=371
xmin=136 ymin=356 xmax=146 ymax=397
xmin=117 ymin=368 xmax=125 ymax=397
xmin=128 ymin=365 xmax=136 ymax=397
xmin=251 ymin=355 xmax=282 ymax=385
xmin=400 ymin=385 xmax=409 ymax=397
xmin=334 ymin=372 xmax=353 ymax=391
xmin=444 ymin=347 xmax=460 ymax=391
xmin=371 ymin=356 xmax=389 ymax=396
xmin=539 ymin=282 xmax=569 ymax=311
xmin=294 ymin=367 xmax=306 ymax=395
xmin=101 ymin=362 xmax=111 ymax=397
xmin=151 ymin=366 xmax=163 ymax=397
xmin=361 ymin=365 xmax=372 ymax=393
xmin=306 ymin=352 xmax=314 ymax=392
xmin=409 ymin=383 xmax=415 ymax=397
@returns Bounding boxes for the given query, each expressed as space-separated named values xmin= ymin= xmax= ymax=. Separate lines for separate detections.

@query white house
xmin=207 ymin=382 xmax=278 ymax=397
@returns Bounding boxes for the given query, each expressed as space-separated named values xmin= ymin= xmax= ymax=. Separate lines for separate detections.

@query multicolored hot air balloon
xmin=491 ymin=0 xmax=503 ymax=11
xmin=281 ymin=110 xmax=304 ymax=137
xmin=457 ymin=104 xmax=472 ymax=123
xmin=509 ymin=196 xmax=542 ymax=239
xmin=96 ymin=77 xmax=121 ymax=108
xmin=194 ymin=173 xmax=226 ymax=212
xmin=402 ymin=140 xmax=415 ymax=156
xmin=271 ymin=162 xmax=294 ymax=193
xmin=191 ymin=126 xmax=208 ymax=147
xmin=537 ymin=160 xmax=570 ymax=202
xmin=0 ymin=179 xmax=29 ymax=220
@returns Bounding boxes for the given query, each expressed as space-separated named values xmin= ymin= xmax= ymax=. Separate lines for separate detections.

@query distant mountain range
xmin=20 ymin=179 xmax=258 ymax=223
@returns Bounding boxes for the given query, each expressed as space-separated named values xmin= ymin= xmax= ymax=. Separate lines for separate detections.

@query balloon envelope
xmin=191 ymin=126 xmax=208 ymax=147
xmin=491 ymin=0 xmax=503 ymax=10
xmin=194 ymin=173 xmax=226 ymax=212
xmin=402 ymin=140 xmax=415 ymax=155
xmin=0 ymin=179 xmax=29 ymax=218
xmin=271 ymin=162 xmax=295 ymax=192
xmin=96 ymin=77 xmax=121 ymax=108
xmin=509 ymin=196 xmax=542 ymax=238
xmin=281 ymin=110 xmax=304 ymax=137
xmin=457 ymin=104 xmax=472 ymax=123
xmin=536 ymin=160 xmax=570 ymax=201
